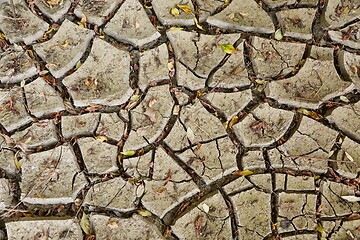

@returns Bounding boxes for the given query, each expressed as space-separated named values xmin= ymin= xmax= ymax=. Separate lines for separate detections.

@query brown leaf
xmin=163 ymin=169 xmax=173 ymax=186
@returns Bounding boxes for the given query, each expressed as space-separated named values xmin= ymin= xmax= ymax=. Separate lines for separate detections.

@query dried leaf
xmin=186 ymin=127 xmax=195 ymax=143
xmin=340 ymin=95 xmax=349 ymax=102
xmin=75 ymin=61 xmax=82 ymax=70
xmin=297 ymin=108 xmax=323 ymax=120
xmin=228 ymin=116 xmax=239 ymax=128
xmin=177 ymin=4 xmax=192 ymax=14
xmin=163 ymin=169 xmax=173 ymax=186
xmin=107 ymin=219 xmax=119 ymax=230
xmin=344 ymin=151 xmax=354 ymax=162
xmin=167 ymin=61 xmax=174 ymax=71
xmin=170 ymin=7 xmax=180 ymax=16
xmin=14 ymin=151 xmax=21 ymax=171
xmin=120 ymin=150 xmax=136 ymax=156
xmin=202 ymin=203 xmax=209 ymax=213
xmin=194 ymin=17 xmax=205 ymax=31
xmin=95 ymin=135 xmax=108 ymax=142
xmin=232 ymin=169 xmax=254 ymax=176
xmin=255 ymin=79 xmax=265 ymax=85
xmin=220 ymin=44 xmax=238 ymax=54
xmin=78 ymin=14 xmax=87 ymax=28
xmin=340 ymin=195 xmax=360 ymax=202
xmin=274 ymin=28 xmax=283 ymax=40
xmin=39 ymin=70 xmax=49 ymax=76
xmin=80 ymin=212 xmax=91 ymax=235
xmin=20 ymin=80 xmax=26 ymax=88
xmin=172 ymin=105 xmax=180 ymax=115
xmin=168 ymin=26 xmax=184 ymax=31
xmin=137 ymin=209 xmax=152 ymax=217
xmin=60 ymin=39 xmax=69 ymax=48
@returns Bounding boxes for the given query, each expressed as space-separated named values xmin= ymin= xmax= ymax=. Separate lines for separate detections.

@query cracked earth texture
xmin=0 ymin=0 xmax=360 ymax=239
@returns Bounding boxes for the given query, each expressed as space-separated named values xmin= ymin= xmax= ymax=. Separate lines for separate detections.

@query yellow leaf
xmin=137 ymin=209 xmax=152 ymax=217
xmin=20 ymin=80 xmax=26 ymax=88
xmin=232 ymin=169 xmax=254 ymax=176
xmin=168 ymin=26 xmax=184 ymax=31
xmin=297 ymin=108 xmax=323 ymax=120
xmin=172 ymin=105 xmax=180 ymax=115
xmin=177 ymin=4 xmax=192 ymax=14
xmin=344 ymin=151 xmax=354 ymax=162
xmin=130 ymin=94 xmax=141 ymax=102
xmin=34 ymin=193 xmax=43 ymax=198
xmin=274 ymin=28 xmax=283 ymax=40
xmin=194 ymin=17 xmax=205 ymax=31
xmin=220 ymin=44 xmax=238 ymax=54
xmin=170 ymin=7 xmax=180 ymax=16
xmin=314 ymin=175 xmax=321 ymax=180
xmin=78 ymin=14 xmax=87 ymax=28
xmin=14 ymin=152 xmax=21 ymax=171
xmin=95 ymin=135 xmax=108 ymax=142
xmin=120 ymin=150 xmax=136 ymax=156
xmin=60 ymin=39 xmax=69 ymax=48
xmin=80 ymin=212 xmax=91 ymax=235
xmin=186 ymin=127 xmax=195 ymax=143
xmin=0 ymin=33 xmax=5 ymax=39
xmin=340 ymin=95 xmax=349 ymax=102
xmin=39 ymin=70 xmax=49 ymax=76
xmin=228 ymin=116 xmax=239 ymax=128
xmin=255 ymin=79 xmax=265 ymax=85
xmin=167 ymin=61 xmax=174 ymax=71
xmin=75 ymin=61 xmax=82 ymax=70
